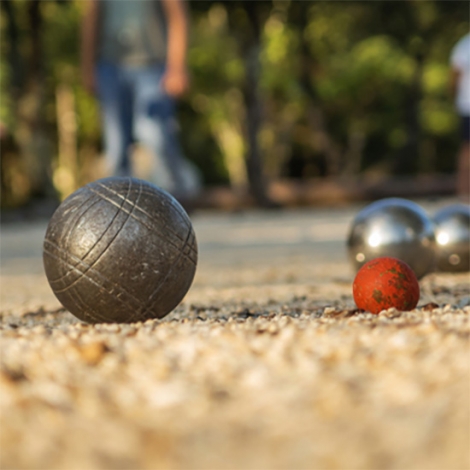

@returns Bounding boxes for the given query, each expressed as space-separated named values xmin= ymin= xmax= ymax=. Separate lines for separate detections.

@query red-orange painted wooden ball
xmin=353 ymin=257 xmax=420 ymax=314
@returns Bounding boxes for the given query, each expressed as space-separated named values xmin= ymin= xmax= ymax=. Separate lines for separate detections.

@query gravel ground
xmin=1 ymin=206 xmax=469 ymax=470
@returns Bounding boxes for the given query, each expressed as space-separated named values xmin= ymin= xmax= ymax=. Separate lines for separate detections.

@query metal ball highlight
xmin=433 ymin=204 xmax=470 ymax=272
xmin=43 ymin=177 xmax=198 ymax=323
xmin=347 ymin=198 xmax=436 ymax=279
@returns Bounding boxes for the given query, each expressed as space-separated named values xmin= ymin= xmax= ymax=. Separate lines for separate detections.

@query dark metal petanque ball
xmin=43 ymin=177 xmax=198 ymax=323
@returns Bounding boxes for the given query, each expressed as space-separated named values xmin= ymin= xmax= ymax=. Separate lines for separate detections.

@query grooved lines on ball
xmin=47 ymin=182 xmax=197 ymax=290
xmin=95 ymin=181 xmax=197 ymax=261
xmin=45 ymin=226 xmax=196 ymax=323
xmin=44 ymin=244 xmax=143 ymax=322
xmin=88 ymin=184 xmax=197 ymax=265
xmin=89 ymin=185 xmax=197 ymax=264
xmin=46 ymin=190 xmax=122 ymax=323
xmin=47 ymin=180 xmax=135 ymax=287
xmin=127 ymin=226 xmax=196 ymax=323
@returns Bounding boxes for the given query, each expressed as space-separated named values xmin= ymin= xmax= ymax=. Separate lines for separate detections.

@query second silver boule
xmin=434 ymin=204 xmax=470 ymax=272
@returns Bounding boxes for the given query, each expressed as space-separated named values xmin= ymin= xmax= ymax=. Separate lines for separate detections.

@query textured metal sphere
xmin=347 ymin=198 xmax=436 ymax=279
xmin=433 ymin=204 xmax=470 ymax=272
xmin=43 ymin=177 xmax=197 ymax=323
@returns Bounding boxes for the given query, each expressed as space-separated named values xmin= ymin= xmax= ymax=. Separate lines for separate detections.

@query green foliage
xmin=0 ymin=53 xmax=12 ymax=129
xmin=1 ymin=0 xmax=469 ymax=204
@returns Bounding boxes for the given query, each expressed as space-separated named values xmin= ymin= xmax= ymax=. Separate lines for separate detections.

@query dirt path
xmin=1 ymin=203 xmax=469 ymax=470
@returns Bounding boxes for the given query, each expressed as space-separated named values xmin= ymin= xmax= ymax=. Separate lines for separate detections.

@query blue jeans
xmin=96 ymin=61 xmax=195 ymax=197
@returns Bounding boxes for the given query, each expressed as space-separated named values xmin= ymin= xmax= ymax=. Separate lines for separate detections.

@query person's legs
xmin=96 ymin=62 xmax=134 ymax=177
xmin=457 ymin=116 xmax=470 ymax=202
xmin=131 ymin=64 xmax=191 ymax=197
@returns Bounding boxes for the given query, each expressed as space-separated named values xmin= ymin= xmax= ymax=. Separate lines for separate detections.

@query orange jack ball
xmin=353 ymin=257 xmax=420 ymax=314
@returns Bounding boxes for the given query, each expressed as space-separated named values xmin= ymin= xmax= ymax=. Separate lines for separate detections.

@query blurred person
xmin=450 ymin=32 xmax=470 ymax=202
xmin=81 ymin=0 xmax=201 ymax=204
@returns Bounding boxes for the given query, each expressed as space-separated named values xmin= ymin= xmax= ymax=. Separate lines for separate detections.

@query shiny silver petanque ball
xmin=347 ymin=198 xmax=436 ymax=279
xmin=433 ymin=204 xmax=470 ymax=272
xmin=43 ymin=177 xmax=197 ymax=323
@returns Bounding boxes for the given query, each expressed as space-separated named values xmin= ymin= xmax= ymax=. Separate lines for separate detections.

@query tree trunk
xmin=394 ymin=49 xmax=424 ymax=174
xmin=240 ymin=1 xmax=275 ymax=207
xmin=1 ymin=0 xmax=23 ymax=93
xmin=4 ymin=0 xmax=55 ymax=204
xmin=292 ymin=1 xmax=342 ymax=177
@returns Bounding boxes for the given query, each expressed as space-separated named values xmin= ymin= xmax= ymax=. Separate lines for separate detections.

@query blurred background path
xmin=0 ymin=197 xmax=458 ymax=312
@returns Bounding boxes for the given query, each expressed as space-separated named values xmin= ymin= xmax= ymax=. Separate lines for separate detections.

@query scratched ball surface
xmin=347 ymin=198 xmax=436 ymax=279
xmin=43 ymin=177 xmax=198 ymax=323
xmin=434 ymin=204 xmax=470 ymax=272
xmin=353 ymin=257 xmax=420 ymax=314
